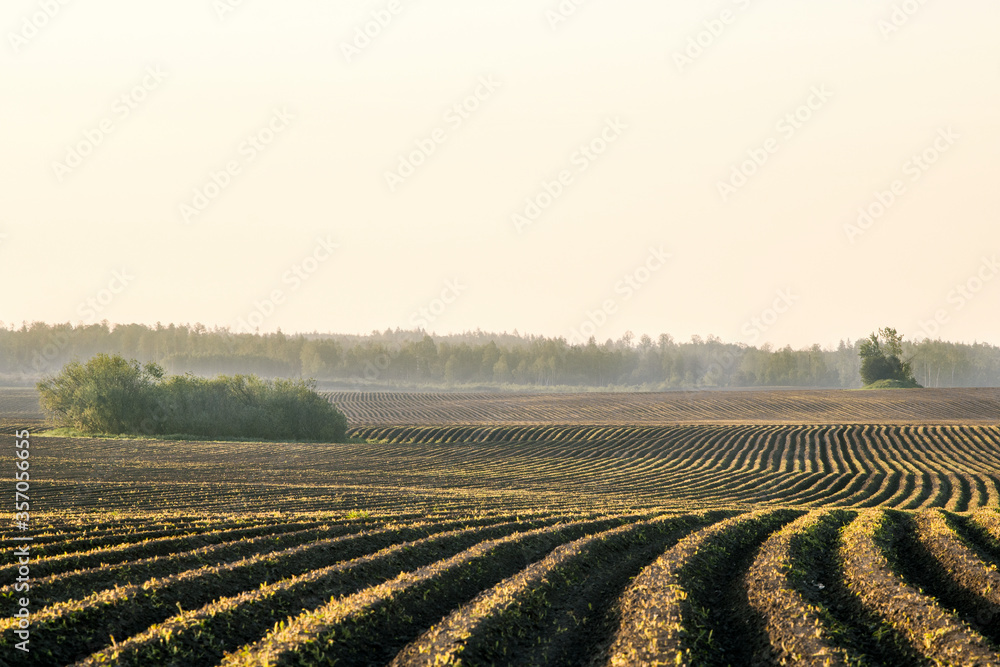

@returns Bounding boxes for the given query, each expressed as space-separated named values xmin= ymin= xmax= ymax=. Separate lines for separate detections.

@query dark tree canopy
xmin=37 ymin=353 xmax=348 ymax=441
xmin=858 ymin=328 xmax=921 ymax=388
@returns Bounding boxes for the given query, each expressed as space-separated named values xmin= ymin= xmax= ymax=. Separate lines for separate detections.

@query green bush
xmin=37 ymin=354 xmax=348 ymax=441
xmin=859 ymin=327 xmax=922 ymax=388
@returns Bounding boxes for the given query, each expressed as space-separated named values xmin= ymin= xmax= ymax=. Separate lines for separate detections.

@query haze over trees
xmin=4 ymin=322 xmax=1000 ymax=390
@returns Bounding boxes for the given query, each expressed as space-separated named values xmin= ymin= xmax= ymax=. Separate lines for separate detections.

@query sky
xmin=2 ymin=0 xmax=998 ymax=349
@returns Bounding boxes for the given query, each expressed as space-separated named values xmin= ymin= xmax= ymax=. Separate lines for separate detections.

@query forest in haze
xmin=1 ymin=322 xmax=998 ymax=389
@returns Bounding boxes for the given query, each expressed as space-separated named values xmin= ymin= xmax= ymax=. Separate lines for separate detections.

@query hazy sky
xmin=2 ymin=0 xmax=998 ymax=348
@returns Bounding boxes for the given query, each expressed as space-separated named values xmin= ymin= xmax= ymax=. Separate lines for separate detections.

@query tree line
xmin=1 ymin=321 xmax=998 ymax=389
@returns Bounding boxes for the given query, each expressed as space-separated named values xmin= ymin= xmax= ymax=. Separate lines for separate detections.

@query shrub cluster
xmin=37 ymin=354 xmax=347 ymax=441
xmin=859 ymin=328 xmax=921 ymax=388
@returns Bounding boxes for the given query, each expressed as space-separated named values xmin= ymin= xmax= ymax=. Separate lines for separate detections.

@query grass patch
xmin=35 ymin=427 xmax=366 ymax=445
xmin=860 ymin=379 xmax=922 ymax=389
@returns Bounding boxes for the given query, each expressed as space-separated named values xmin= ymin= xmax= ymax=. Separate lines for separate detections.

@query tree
xmin=858 ymin=327 xmax=920 ymax=387
xmin=37 ymin=354 xmax=163 ymax=433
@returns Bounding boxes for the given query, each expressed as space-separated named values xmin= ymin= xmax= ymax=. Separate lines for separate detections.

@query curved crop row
xmin=0 ymin=516 xmax=534 ymax=665
xmin=911 ymin=510 xmax=1000 ymax=643
xmin=3 ymin=523 xmax=370 ymax=609
xmin=31 ymin=421 xmax=1000 ymax=517
xmin=839 ymin=510 xmax=1000 ymax=665
xmin=389 ymin=513 xmax=707 ymax=667
xmin=344 ymin=423 xmax=1000 ymax=512
xmin=972 ymin=508 xmax=1000 ymax=545
xmin=328 ymin=388 xmax=1000 ymax=426
xmin=606 ymin=509 xmax=799 ymax=666
xmin=7 ymin=516 xmax=232 ymax=551
xmin=0 ymin=520 xmax=336 ymax=583
xmin=219 ymin=513 xmax=676 ymax=666
xmin=745 ymin=511 xmax=852 ymax=666
xmin=78 ymin=514 xmax=627 ymax=666
xmin=8 ymin=508 xmax=1000 ymax=665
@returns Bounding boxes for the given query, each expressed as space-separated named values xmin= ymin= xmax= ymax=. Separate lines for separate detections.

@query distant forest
xmin=1 ymin=322 xmax=998 ymax=389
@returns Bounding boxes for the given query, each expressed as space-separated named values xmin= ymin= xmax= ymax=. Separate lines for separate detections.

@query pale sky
xmin=2 ymin=0 xmax=998 ymax=348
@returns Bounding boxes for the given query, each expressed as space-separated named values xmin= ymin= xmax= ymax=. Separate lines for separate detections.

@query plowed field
xmin=4 ymin=388 xmax=1000 ymax=665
